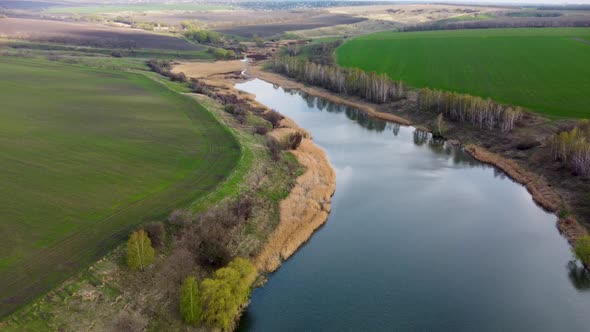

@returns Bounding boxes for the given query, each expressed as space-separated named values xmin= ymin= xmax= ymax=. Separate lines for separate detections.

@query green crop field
xmin=0 ymin=57 xmax=240 ymax=316
xmin=45 ymin=3 xmax=230 ymax=14
xmin=337 ymin=28 xmax=590 ymax=118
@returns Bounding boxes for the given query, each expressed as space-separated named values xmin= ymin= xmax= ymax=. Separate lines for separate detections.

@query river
xmin=235 ymin=78 xmax=590 ymax=331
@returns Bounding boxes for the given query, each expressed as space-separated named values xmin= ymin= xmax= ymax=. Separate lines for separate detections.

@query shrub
xmin=169 ymin=71 xmax=187 ymax=83
xmin=200 ymin=258 xmax=257 ymax=331
xmin=230 ymin=195 xmax=253 ymax=222
xmin=146 ymin=59 xmax=171 ymax=75
xmin=263 ymin=110 xmax=283 ymax=128
xmin=223 ymin=104 xmax=246 ymax=123
xmin=213 ymin=48 xmax=228 ymax=59
xmin=575 ymin=236 xmax=590 ymax=267
xmin=126 ymin=229 xmax=155 ymax=271
xmin=110 ymin=50 xmax=123 ymax=58
xmin=144 ymin=221 xmax=165 ymax=248
xmin=266 ymin=137 xmax=282 ymax=161
xmin=200 ymin=237 xmax=232 ymax=267
xmin=112 ymin=310 xmax=146 ymax=332
xmin=255 ymin=125 xmax=269 ymax=135
xmin=285 ymin=132 xmax=303 ymax=150
xmin=180 ymin=276 xmax=201 ymax=326
xmin=224 ymin=104 xmax=237 ymax=114
xmin=168 ymin=209 xmax=191 ymax=229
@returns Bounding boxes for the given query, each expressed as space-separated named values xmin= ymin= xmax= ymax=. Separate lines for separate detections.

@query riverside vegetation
xmin=337 ymin=28 xmax=590 ymax=118
xmin=262 ymin=34 xmax=590 ymax=260
xmin=0 ymin=56 xmax=240 ymax=318
xmin=267 ymin=56 xmax=523 ymax=132
xmin=551 ymin=120 xmax=590 ymax=177
xmin=1 ymin=50 xmax=318 ymax=330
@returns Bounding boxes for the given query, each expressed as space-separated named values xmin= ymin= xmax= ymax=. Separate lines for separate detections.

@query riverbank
xmin=247 ymin=62 xmax=589 ymax=247
xmin=0 ymin=62 xmax=335 ymax=330
xmin=171 ymin=60 xmax=337 ymax=274
xmin=248 ymin=65 xmax=411 ymax=126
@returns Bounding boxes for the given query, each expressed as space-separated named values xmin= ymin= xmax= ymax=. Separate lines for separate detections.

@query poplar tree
xmin=126 ymin=229 xmax=155 ymax=271
xmin=180 ymin=276 xmax=201 ymax=325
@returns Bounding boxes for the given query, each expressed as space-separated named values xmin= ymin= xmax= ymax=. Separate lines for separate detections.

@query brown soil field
xmin=215 ymin=13 xmax=366 ymax=37
xmin=145 ymin=10 xmax=310 ymax=26
xmin=0 ymin=0 xmax=60 ymax=10
xmin=0 ymin=18 xmax=204 ymax=50
xmin=328 ymin=4 xmax=503 ymax=24
xmin=291 ymin=4 xmax=504 ymax=38
xmin=172 ymin=60 xmax=245 ymax=79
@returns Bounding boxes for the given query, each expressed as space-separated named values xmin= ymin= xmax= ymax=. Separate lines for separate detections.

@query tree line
xmin=550 ymin=120 xmax=590 ymax=177
xmin=401 ymin=16 xmax=590 ymax=32
xmin=417 ymin=88 xmax=523 ymax=132
xmin=267 ymin=56 xmax=406 ymax=104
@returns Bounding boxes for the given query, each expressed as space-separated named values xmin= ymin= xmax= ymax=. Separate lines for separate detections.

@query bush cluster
xmin=146 ymin=59 xmax=187 ymax=82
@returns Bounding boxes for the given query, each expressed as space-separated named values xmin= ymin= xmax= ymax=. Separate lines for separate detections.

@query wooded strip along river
xmin=235 ymin=79 xmax=590 ymax=331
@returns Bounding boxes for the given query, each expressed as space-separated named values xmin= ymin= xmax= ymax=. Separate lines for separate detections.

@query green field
xmin=337 ymin=28 xmax=590 ymax=118
xmin=0 ymin=57 xmax=240 ymax=316
xmin=45 ymin=4 xmax=230 ymax=14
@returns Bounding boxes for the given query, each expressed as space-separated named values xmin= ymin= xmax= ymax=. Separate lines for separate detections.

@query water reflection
xmin=283 ymin=83 xmax=495 ymax=170
xmin=236 ymin=78 xmax=589 ymax=332
xmin=284 ymin=88 xmax=389 ymax=133
xmin=568 ymin=261 xmax=590 ymax=291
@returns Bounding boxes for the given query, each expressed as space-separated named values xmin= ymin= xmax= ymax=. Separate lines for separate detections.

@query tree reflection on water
xmin=567 ymin=260 xmax=590 ymax=291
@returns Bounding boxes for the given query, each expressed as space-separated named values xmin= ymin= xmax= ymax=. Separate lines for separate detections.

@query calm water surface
xmin=235 ymin=79 xmax=590 ymax=331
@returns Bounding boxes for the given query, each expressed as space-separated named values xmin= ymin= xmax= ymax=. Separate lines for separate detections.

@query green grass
xmin=337 ymin=28 xmax=590 ymax=118
xmin=45 ymin=4 xmax=230 ymax=14
xmin=0 ymin=39 xmax=213 ymax=60
xmin=0 ymin=56 xmax=240 ymax=316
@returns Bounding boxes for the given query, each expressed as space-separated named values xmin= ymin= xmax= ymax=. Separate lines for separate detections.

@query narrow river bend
xmin=236 ymin=79 xmax=590 ymax=331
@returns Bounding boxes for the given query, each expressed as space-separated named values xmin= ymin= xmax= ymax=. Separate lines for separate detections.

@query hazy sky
xmin=411 ymin=0 xmax=590 ymax=3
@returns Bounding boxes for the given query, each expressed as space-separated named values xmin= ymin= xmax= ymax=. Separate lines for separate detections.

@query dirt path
xmin=572 ymin=37 xmax=590 ymax=45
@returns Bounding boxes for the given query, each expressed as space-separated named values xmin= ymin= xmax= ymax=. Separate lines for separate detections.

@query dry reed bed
xmin=255 ymin=132 xmax=336 ymax=272
xmin=172 ymin=60 xmax=337 ymax=273
xmin=558 ymin=216 xmax=588 ymax=246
